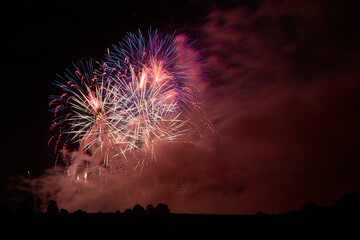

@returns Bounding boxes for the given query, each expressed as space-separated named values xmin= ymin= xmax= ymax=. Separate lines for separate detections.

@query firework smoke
xmin=40 ymin=29 xmax=208 ymax=210
xmin=12 ymin=1 xmax=360 ymax=215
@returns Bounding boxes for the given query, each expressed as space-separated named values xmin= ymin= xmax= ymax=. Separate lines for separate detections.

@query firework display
xmin=49 ymin=30 xmax=203 ymax=177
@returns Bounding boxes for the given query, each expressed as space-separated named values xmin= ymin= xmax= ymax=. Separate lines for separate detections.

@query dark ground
xmin=1 ymin=192 xmax=359 ymax=238
xmin=2 ymin=213 xmax=359 ymax=238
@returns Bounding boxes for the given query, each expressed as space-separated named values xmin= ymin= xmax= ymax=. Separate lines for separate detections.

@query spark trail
xmin=49 ymin=29 xmax=204 ymax=179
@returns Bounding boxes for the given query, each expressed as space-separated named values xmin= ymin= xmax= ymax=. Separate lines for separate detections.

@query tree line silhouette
xmin=1 ymin=192 xmax=359 ymax=238
xmin=1 ymin=192 xmax=359 ymax=216
xmin=45 ymin=201 xmax=170 ymax=216
xmin=0 ymin=198 xmax=171 ymax=216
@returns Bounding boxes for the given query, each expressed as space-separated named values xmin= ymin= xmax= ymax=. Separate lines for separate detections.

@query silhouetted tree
xmin=333 ymin=192 xmax=360 ymax=214
xmin=46 ymin=200 xmax=59 ymax=215
xmin=286 ymin=209 xmax=300 ymax=216
xmin=123 ymin=208 xmax=132 ymax=215
xmin=300 ymin=202 xmax=326 ymax=215
xmin=73 ymin=209 xmax=87 ymax=215
xmin=155 ymin=203 xmax=170 ymax=214
xmin=255 ymin=211 xmax=268 ymax=216
xmin=59 ymin=208 xmax=69 ymax=215
xmin=132 ymin=204 xmax=146 ymax=214
xmin=300 ymin=202 xmax=317 ymax=214
xmin=146 ymin=204 xmax=155 ymax=214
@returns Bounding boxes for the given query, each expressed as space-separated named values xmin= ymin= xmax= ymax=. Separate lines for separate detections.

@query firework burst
xmin=49 ymin=29 xmax=204 ymax=176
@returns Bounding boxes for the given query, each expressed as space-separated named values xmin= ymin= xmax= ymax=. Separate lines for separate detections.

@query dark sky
xmin=2 ymin=0 xmax=360 ymax=213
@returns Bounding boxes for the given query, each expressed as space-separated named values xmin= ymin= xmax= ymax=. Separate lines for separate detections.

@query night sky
xmin=2 ymin=0 xmax=360 ymax=214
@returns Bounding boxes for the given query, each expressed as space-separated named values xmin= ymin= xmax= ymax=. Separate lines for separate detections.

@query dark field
xmin=2 ymin=212 xmax=359 ymax=238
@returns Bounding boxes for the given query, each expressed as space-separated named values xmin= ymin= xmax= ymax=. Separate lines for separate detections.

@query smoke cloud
xmin=22 ymin=0 xmax=360 ymax=214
